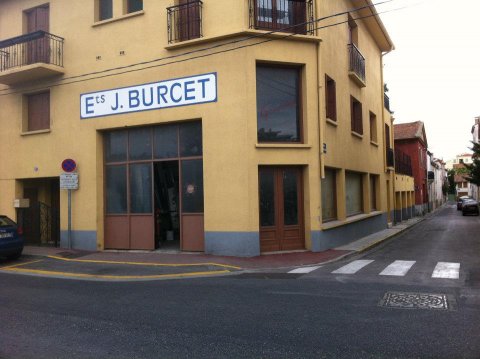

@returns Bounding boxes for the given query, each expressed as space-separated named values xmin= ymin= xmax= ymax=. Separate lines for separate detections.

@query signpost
xmin=60 ymin=159 xmax=78 ymax=249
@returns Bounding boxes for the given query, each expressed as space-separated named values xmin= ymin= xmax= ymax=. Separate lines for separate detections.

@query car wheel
xmin=7 ymin=250 xmax=22 ymax=260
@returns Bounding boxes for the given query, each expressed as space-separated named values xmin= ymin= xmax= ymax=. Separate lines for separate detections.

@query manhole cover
xmin=379 ymin=291 xmax=450 ymax=310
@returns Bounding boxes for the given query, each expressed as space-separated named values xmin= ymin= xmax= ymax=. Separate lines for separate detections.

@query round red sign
xmin=61 ymin=159 xmax=77 ymax=173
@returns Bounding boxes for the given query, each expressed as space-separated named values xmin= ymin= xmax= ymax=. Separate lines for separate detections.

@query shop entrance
xmin=259 ymin=166 xmax=305 ymax=252
xmin=154 ymin=161 xmax=180 ymax=250
xmin=104 ymin=121 xmax=204 ymax=251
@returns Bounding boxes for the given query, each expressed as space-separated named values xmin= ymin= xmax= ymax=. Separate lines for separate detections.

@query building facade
xmin=0 ymin=0 xmax=394 ymax=256
xmin=393 ymin=121 xmax=428 ymax=216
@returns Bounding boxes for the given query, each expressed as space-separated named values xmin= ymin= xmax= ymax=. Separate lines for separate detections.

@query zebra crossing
xmin=288 ymin=259 xmax=461 ymax=279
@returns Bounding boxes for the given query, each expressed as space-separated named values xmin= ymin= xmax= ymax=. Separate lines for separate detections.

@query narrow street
xmin=0 ymin=205 xmax=479 ymax=359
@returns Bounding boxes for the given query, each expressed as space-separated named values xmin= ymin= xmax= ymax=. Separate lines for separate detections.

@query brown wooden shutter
xmin=326 ymin=75 xmax=336 ymax=121
xmin=293 ymin=0 xmax=307 ymax=34
xmin=385 ymin=123 xmax=391 ymax=148
xmin=178 ymin=0 xmax=200 ymax=41
xmin=351 ymin=97 xmax=363 ymax=134
xmin=28 ymin=92 xmax=50 ymax=131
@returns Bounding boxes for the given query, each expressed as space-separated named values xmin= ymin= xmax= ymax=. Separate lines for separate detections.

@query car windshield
xmin=0 ymin=216 xmax=16 ymax=227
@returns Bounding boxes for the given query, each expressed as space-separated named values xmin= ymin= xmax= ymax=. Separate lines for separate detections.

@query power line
xmin=0 ymin=1 xmax=402 ymax=97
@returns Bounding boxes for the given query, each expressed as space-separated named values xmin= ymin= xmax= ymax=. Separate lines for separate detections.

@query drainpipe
xmin=317 ymin=41 xmax=325 ymax=179
xmin=381 ymin=50 xmax=393 ymax=223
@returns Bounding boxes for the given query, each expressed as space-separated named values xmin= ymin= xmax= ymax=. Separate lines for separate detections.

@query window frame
xmin=369 ymin=111 xmax=377 ymax=143
xmin=325 ymin=74 xmax=337 ymax=122
xmin=97 ymin=0 xmax=113 ymax=21
xmin=345 ymin=171 xmax=364 ymax=217
xmin=256 ymin=63 xmax=304 ymax=144
xmin=321 ymin=167 xmax=337 ymax=222
xmin=350 ymin=95 xmax=363 ymax=135
xmin=125 ymin=0 xmax=143 ymax=14
xmin=26 ymin=91 xmax=50 ymax=132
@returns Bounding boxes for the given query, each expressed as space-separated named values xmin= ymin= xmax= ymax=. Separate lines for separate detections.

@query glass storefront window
xmin=105 ymin=131 xmax=127 ymax=163
xmin=256 ymin=65 xmax=301 ymax=143
xmin=181 ymin=159 xmax=204 ymax=213
xmin=153 ymin=124 xmax=178 ymax=159
xmin=106 ymin=165 xmax=127 ymax=213
xmin=129 ymin=127 xmax=152 ymax=161
xmin=180 ymin=122 xmax=202 ymax=157
xmin=321 ymin=168 xmax=337 ymax=221
xmin=130 ymin=163 xmax=152 ymax=213
xmin=346 ymin=171 xmax=363 ymax=216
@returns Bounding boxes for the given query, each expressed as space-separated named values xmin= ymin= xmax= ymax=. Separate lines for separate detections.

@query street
xmin=1 ymin=205 xmax=479 ymax=359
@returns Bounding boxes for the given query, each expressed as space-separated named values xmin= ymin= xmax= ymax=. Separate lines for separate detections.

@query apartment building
xmin=0 ymin=0 xmax=393 ymax=256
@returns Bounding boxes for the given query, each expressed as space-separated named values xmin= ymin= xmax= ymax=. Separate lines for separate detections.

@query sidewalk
xmin=14 ymin=216 xmax=424 ymax=280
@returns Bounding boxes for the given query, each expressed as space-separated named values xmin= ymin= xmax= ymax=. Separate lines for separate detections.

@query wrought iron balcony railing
xmin=348 ymin=43 xmax=366 ymax=84
xmin=167 ymin=0 xmax=203 ymax=44
xmin=0 ymin=31 xmax=64 ymax=72
xmin=395 ymin=148 xmax=413 ymax=176
xmin=249 ymin=0 xmax=314 ymax=35
xmin=384 ymin=93 xmax=391 ymax=113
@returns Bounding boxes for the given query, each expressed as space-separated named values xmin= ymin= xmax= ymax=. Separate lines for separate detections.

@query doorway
xmin=154 ymin=161 xmax=180 ymax=250
xmin=259 ymin=166 xmax=305 ymax=252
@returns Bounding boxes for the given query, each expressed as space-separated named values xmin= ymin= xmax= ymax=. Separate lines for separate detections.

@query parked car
xmin=457 ymin=196 xmax=472 ymax=210
xmin=462 ymin=199 xmax=480 ymax=216
xmin=0 ymin=215 xmax=23 ymax=260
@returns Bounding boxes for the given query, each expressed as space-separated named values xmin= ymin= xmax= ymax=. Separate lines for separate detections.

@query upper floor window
xmin=126 ymin=0 xmax=143 ymax=14
xmin=325 ymin=75 xmax=336 ymax=122
xmin=250 ymin=0 xmax=312 ymax=35
xmin=256 ymin=64 xmax=302 ymax=143
xmin=26 ymin=91 xmax=50 ymax=132
xmin=369 ymin=111 xmax=377 ymax=143
xmin=167 ymin=0 xmax=203 ymax=43
xmin=98 ymin=0 xmax=113 ymax=21
xmin=350 ymin=96 xmax=363 ymax=135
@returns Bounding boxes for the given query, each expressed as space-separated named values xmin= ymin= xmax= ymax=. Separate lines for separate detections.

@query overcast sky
xmin=378 ymin=0 xmax=479 ymax=160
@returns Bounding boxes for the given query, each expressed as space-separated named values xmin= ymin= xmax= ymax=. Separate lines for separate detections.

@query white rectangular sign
xmin=80 ymin=73 xmax=217 ymax=119
xmin=60 ymin=173 xmax=79 ymax=190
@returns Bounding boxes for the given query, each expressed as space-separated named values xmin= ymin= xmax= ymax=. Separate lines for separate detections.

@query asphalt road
xmin=0 ymin=205 xmax=479 ymax=359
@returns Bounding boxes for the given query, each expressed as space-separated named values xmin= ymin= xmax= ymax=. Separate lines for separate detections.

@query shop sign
xmin=80 ymin=73 xmax=217 ymax=119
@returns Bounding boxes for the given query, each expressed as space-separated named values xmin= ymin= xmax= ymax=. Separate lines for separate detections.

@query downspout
xmin=381 ymin=49 xmax=393 ymax=223
xmin=316 ymin=0 xmax=324 ymax=179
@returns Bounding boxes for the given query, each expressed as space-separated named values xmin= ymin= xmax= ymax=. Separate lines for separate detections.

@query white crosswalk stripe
xmin=432 ymin=262 xmax=460 ymax=279
xmin=331 ymin=260 xmax=374 ymax=274
xmin=379 ymin=260 xmax=416 ymax=276
xmin=288 ymin=266 xmax=321 ymax=274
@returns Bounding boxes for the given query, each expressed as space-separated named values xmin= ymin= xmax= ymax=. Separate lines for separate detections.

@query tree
xmin=465 ymin=142 xmax=480 ymax=186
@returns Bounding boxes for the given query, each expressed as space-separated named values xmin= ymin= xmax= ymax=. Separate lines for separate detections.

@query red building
xmin=394 ymin=121 xmax=429 ymax=215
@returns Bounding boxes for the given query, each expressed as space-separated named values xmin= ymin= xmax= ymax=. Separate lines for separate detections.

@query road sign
xmin=60 ymin=172 xmax=79 ymax=190
xmin=61 ymin=159 xmax=77 ymax=173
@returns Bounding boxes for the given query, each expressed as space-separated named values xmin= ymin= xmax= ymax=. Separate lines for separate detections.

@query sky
xmin=378 ymin=0 xmax=480 ymax=160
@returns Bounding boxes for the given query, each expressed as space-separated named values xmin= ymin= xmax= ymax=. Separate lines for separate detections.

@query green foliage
xmin=465 ymin=142 xmax=480 ymax=186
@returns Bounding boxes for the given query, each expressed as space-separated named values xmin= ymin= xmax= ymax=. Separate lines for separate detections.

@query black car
xmin=462 ymin=199 xmax=480 ymax=216
xmin=0 ymin=215 xmax=24 ymax=260
xmin=457 ymin=196 xmax=472 ymax=210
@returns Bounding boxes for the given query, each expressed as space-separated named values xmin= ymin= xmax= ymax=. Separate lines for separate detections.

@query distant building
xmin=472 ymin=117 xmax=480 ymax=144
xmin=394 ymin=121 xmax=429 ymax=215
xmin=427 ymin=154 xmax=446 ymax=210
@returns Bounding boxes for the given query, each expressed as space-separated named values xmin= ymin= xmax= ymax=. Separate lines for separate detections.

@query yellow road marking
xmin=0 ymin=259 xmax=44 ymax=270
xmin=2 ymin=267 xmax=231 ymax=280
xmin=47 ymin=255 xmax=241 ymax=270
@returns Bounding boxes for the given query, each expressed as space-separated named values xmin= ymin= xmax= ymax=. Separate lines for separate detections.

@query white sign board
xmin=60 ymin=173 xmax=79 ymax=190
xmin=80 ymin=72 xmax=217 ymax=119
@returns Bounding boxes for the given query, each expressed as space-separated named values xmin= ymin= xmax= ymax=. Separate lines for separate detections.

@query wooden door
xmin=178 ymin=0 xmax=200 ymax=41
xmin=259 ymin=166 xmax=304 ymax=252
xmin=25 ymin=5 xmax=50 ymax=64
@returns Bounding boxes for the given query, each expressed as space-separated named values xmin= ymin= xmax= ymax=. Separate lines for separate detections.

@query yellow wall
xmin=0 ymin=0 xmax=393 ymax=253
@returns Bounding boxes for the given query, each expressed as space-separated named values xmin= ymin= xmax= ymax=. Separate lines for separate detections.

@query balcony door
xmin=259 ymin=166 xmax=304 ymax=252
xmin=178 ymin=0 xmax=201 ymax=42
xmin=25 ymin=4 xmax=49 ymax=64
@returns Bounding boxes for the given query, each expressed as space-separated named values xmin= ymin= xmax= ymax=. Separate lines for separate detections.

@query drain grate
xmin=379 ymin=291 xmax=450 ymax=310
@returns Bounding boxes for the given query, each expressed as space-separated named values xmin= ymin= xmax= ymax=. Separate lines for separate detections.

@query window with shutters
xmin=251 ymin=0 xmax=311 ymax=35
xmin=26 ymin=92 xmax=50 ymax=132
xmin=325 ymin=75 xmax=336 ymax=122
xmin=350 ymin=96 xmax=363 ymax=135
xmin=370 ymin=175 xmax=377 ymax=211
xmin=369 ymin=111 xmax=377 ymax=143
xmin=345 ymin=171 xmax=363 ymax=216
xmin=321 ymin=168 xmax=337 ymax=222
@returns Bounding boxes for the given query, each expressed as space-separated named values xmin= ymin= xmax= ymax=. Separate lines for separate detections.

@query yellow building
xmin=0 ymin=0 xmax=394 ymax=256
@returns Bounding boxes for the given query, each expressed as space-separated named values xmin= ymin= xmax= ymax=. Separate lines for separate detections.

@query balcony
xmin=348 ymin=43 xmax=366 ymax=87
xmin=249 ymin=0 xmax=314 ymax=35
xmin=395 ymin=149 xmax=413 ymax=176
xmin=167 ymin=1 xmax=203 ymax=44
xmin=384 ymin=93 xmax=391 ymax=113
xmin=0 ymin=31 xmax=64 ymax=86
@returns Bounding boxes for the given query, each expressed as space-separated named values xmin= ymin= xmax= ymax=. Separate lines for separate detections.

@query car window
xmin=0 ymin=216 xmax=16 ymax=227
